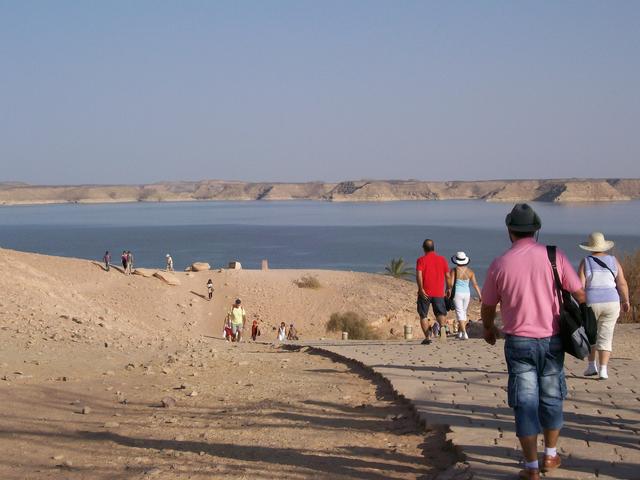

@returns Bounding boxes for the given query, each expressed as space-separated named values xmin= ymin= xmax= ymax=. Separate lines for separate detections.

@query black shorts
xmin=417 ymin=295 xmax=447 ymax=319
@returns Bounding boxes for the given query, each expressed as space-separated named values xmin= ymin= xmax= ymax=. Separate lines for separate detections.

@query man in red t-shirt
xmin=416 ymin=239 xmax=451 ymax=344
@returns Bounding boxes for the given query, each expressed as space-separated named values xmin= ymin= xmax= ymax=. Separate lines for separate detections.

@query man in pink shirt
xmin=481 ymin=204 xmax=586 ymax=480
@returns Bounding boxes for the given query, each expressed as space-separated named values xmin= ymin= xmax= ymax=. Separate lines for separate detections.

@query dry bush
xmin=326 ymin=311 xmax=380 ymax=340
xmin=293 ymin=275 xmax=321 ymax=289
xmin=620 ymin=249 xmax=640 ymax=323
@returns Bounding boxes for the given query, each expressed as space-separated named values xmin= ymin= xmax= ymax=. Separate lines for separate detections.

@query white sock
xmin=545 ymin=447 xmax=557 ymax=457
xmin=600 ymin=365 xmax=608 ymax=375
xmin=525 ymin=460 xmax=539 ymax=469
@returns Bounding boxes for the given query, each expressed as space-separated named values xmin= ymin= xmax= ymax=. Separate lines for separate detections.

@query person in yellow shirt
xmin=228 ymin=299 xmax=246 ymax=342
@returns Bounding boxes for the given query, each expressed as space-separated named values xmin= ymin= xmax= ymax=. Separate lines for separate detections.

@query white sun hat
xmin=166 ymin=254 xmax=171 ymax=257
xmin=579 ymin=232 xmax=615 ymax=252
xmin=451 ymin=251 xmax=470 ymax=265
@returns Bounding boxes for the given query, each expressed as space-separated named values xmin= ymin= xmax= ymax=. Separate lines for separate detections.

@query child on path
xmin=251 ymin=320 xmax=261 ymax=341
xmin=223 ymin=317 xmax=233 ymax=341
xmin=103 ymin=251 xmax=111 ymax=271
xmin=287 ymin=324 xmax=299 ymax=341
xmin=121 ymin=251 xmax=128 ymax=272
xmin=166 ymin=254 xmax=173 ymax=271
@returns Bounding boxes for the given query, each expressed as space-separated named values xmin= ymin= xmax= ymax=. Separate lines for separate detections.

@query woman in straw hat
xmin=450 ymin=252 xmax=482 ymax=340
xmin=578 ymin=232 xmax=630 ymax=380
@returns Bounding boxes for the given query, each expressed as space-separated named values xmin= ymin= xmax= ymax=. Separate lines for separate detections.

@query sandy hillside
xmin=0 ymin=248 xmax=458 ymax=479
xmin=0 ymin=247 xmax=477 ymax=344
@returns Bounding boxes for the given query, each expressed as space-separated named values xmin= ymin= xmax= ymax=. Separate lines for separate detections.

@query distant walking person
xmin=578 ymin=232 xmax=630 ymax=380
xmin=287 ymin=324 xmax=299 ymax=341
xmin=481 ymin=204 xmax=586 ymax=479
xmin=450 ymin=252 xmax=482 ymax=340
xmin=207 ymin=279 xmax=214 ymax=300
xmin=103 ymin=251 xmax=111 ymax=272
xmin=166 ymin=254 xmax=174 ymax=271
xmin=277 ymin=322 xmax=287 ymax=341
xmin=251 ymin=320 xmax=261 ymax=341
xmin=416 ymin=239 xmax=451 ymax=344
xmin=126 ymin=251 xmax=134 ymax=275
xmin=121 ymin=251 xmax=128 ymax=273
xmin=228 ymin=299 xmax=246 ymax=342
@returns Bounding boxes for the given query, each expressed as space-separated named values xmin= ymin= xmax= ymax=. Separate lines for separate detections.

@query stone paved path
xmin=297 ymin=334 xmax=640 ymax=479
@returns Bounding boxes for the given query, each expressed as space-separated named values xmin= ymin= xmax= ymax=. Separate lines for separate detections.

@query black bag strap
xmin=546 ymin=245 xmax=564 ymax=309
xmin=588 ymin=255 xmax=617 ymax=280
xmin=450 ymin=267 xmax=457 ymax=297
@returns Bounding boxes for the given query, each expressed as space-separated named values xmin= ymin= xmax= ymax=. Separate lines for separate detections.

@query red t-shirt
xmin=416 ymin=252 xmax=449 ymax=297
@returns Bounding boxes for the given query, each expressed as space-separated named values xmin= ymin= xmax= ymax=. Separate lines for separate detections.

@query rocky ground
xmin=0 ymin=248 xmax=458 ymax=479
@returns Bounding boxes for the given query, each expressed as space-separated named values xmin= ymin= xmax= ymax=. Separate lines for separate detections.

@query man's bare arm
xmin=416 ymin=270 xmax=426 ymax=297
xmin=571 ymin=288 xmax=586 ymax=305
xmin=481 ymin=303 xmax=498 ymax=345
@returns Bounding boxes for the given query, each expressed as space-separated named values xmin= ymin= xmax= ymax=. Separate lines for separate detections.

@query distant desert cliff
xmin=0 ymin=178 xmax=639 ymax=205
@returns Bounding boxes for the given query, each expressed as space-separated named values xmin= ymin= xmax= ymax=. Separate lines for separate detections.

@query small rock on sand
xmin=161 ymin=397 xmax=177 ymax=408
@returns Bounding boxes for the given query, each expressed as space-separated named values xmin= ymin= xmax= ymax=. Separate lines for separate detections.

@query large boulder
xmin=190 ymin=262 xmax=210 ymax=272
xmin=154 ymin=271 xmax=181 ymax=286
xmin=133 ymin=268 xmax=155 ymax=278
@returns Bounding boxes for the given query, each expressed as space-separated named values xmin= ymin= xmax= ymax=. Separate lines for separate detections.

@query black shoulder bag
xmin=546 ymin=246 xmax=593 ymax=360
xmin=445 ymin=268 xmax=457 ymax=311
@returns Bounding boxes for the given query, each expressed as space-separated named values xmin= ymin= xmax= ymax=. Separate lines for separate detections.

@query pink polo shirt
xmin=482 ymin=238 xmax=582 ymax=338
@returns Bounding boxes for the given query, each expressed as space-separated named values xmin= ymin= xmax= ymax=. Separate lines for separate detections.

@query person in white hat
xmin=165 ymin=254 xmax=174 ymax=271
xmin=449 ymin=252 xmax=482 ymax=340
xmin=578 ymin=232 xmax=630 ymax=380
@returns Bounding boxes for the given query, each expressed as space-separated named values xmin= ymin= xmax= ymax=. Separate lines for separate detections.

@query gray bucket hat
xmin=505 ymin=203 xmax=542 ymax=232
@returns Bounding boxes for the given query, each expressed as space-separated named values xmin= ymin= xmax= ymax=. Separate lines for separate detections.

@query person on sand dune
xmin=126 ymin=251 xmax=134 ymax=275
xmin=207 ymin=279 xmax=214 ymax=300
xmin=223 ymin=317 xmax=233 ymax=341
xmin=228 ymin=299 xmax=246 ymax=342
xmin=103 ymin=251 xmax=111 ymax=272
xmin=287 ymin=324 xmax=299 ymax=341
xmin=121 ymin=251 xmax=128 ymax=272
xmin=416 ymin=239 xmax=451 ymax=345
xmin=165 ymin=254 xmax=173 ymax=271
xmin=277 ymin=322 xmax=286 ymax=341
xmin=251 ymin=320 xmax=261 ymax=341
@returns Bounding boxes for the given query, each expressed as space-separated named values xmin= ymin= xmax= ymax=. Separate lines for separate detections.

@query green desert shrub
xmin=294 ymin=275 xmax=321 ymax=289
xmin=620 ymin=249 xmax=640 ymax=323
xmin=326 ymin=311 xmax=380 ymax=340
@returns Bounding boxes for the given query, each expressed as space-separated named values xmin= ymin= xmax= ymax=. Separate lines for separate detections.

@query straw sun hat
xmin=451 ymin=251 xmax=470 ymax=265
xmin=579 ymin=232 xmax=615 ymax=252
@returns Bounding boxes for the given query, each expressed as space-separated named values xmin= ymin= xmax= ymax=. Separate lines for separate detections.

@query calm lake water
xmin=0 ymin=200 xmax=638 ymax=283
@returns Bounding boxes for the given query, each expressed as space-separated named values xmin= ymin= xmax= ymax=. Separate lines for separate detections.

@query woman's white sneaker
xmin=599 ymin=366 xmax=609 ymax=380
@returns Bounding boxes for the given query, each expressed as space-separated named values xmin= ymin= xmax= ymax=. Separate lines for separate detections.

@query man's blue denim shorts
xmin=417 ymin=295 xmax=447 ymax=319
xmin=504 ymin=334 xmax=568 ymax=437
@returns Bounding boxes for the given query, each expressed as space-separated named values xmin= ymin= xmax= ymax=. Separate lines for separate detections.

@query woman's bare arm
xmin=470 ymin=270 xmax=482 ymax=301
xmin=615 ymin=259 xmax=631 ymax=312
xmin=578 ymin=259 xmax=586 ymax=288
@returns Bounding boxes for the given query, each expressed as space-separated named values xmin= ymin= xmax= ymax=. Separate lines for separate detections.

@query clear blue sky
xmin=1 ymin=1 xmax=639 ymax=184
